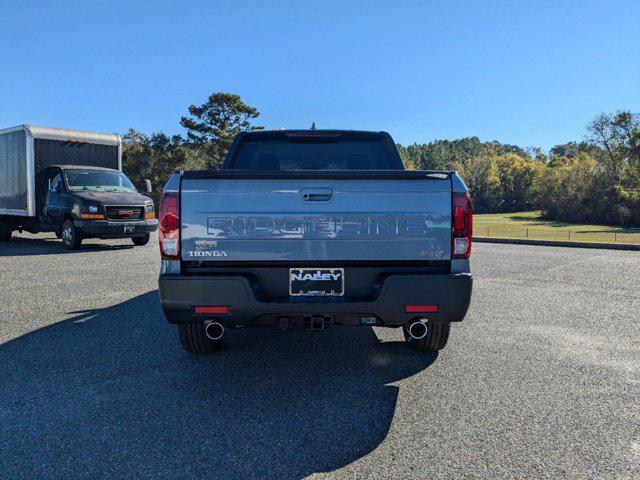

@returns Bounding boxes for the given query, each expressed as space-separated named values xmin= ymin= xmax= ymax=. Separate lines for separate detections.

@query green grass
xmin=474 ymin=211 xmax=640 ymax=245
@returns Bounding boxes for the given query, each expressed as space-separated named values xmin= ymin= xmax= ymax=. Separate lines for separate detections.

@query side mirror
xmin=143 ymin=179 xmax=152 ymax=194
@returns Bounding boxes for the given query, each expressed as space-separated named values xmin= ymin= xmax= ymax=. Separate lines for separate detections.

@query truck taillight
xmin=452 ymin=192 xmax=472 ymax=259
xmin=159 ymin=191 xmax=180 ymax=259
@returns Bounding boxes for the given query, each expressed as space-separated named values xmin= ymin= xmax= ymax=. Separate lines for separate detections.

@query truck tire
xmin=0 ymin=223 xmax=11 ymax=241
xmin=178 ymin=323 xmax=222 ymax=354
xmin=61 ymin=219 xmax=83 ymax=250
xmin=403 ymin=320 xmax=451 ymax=353
xmin=132 ymin=233 xmax=150 ymax=246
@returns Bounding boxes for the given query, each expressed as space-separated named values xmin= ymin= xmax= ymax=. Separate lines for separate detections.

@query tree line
xmin=122 ymin=93 xmax=639 ymax=227
xmin=397 ymin=110 xmax=639 ymax=226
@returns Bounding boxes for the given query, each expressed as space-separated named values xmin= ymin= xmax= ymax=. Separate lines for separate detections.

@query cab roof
xmin=236 ymin=129 xmax=391 ymax=138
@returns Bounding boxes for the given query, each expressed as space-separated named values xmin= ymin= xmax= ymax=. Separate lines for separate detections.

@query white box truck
xmin=0 ymin=125 xmax=157 ymax=249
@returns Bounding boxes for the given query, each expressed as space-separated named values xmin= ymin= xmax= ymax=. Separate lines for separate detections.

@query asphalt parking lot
xmin=1 ymin=233 xmax=638 ymax=479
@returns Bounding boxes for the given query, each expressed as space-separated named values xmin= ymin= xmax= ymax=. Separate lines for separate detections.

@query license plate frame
xmin=289 ymin=268 xmax=345 ymax=297
xmin=124 ymin=225 xmax=136 ymax=234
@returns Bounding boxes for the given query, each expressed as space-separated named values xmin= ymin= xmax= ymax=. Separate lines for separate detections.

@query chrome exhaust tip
xmin=408 ymin=320 xmax=428 ymax=340
xmin=204 ymin=321 xmax=225 ymax=341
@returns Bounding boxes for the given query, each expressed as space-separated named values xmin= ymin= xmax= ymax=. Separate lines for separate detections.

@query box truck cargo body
xmin=0 ymin=125 xmax=121 ymax=217
xmin=0 ymin=125 xmax=157 ymax=249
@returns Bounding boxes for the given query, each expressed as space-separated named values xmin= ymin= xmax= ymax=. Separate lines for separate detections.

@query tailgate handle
xmin=301 ymin=187 xmax=333 ymax=202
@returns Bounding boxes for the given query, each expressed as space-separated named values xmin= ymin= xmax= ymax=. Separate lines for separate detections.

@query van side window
xmin=49 ymin=174 xmax=62 ymax=192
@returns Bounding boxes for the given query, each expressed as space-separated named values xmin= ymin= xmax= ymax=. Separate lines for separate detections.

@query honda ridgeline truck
xmin=0 ymin=125 xmax=158 ymax=249
xmin=158 ymin=130 xmax=472 ymax=354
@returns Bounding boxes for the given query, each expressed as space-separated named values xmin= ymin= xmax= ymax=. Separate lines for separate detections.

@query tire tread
xmin=178 ymin=324 xmax=221 ymax=354
xmin=132 ymin=234 xmax=150 ymax=246
xmin=0 ymin=222 xmax=12 ymax=241
xmin=403 ymin=320 xmax=451 ymax=353
xmin=62 ymin=220 xmax=82 ymax=250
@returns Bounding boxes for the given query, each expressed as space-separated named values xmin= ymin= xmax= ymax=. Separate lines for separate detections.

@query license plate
xmin=289 ymin=268 xmax=344 ymax=297
xmin=124 ymin=226 xmax=136 ymax=233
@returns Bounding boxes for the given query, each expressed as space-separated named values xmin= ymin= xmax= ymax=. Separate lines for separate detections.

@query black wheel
xmin=0 ymin=223 xmax=11 ymax=241
xmin=178 ymin=324 xmax=222 ymax=354
xmin=132 ymin=233 xmax=150 ymax=246
xmin=60 ymin=219 xmax=82 ymax=250
xmin=403 ymin=320 xmax=451 ymax=353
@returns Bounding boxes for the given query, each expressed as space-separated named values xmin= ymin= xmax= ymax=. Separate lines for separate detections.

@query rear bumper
xmin=159 ymin=273 xmax=472 ymax=327
xmin=75 ymin=218 xmax=158 ymax=239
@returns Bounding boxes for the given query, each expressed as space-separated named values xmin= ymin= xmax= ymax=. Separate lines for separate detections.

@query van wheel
xmin=132 ymin=233 xmax=150 ymax=246
xmin=403 ymin=320 xmax=451 ymax=353
xmin=61 ymin=220 xmax=82 ymax=250
xmin=0 ymin=223 xmax=11 ymax=241
xmin=178 ymin=324 xmax=222 ymax=354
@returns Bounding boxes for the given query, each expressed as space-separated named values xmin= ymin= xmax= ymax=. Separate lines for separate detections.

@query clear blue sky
xmin=1 ymin=0 xmax=638 ymax=150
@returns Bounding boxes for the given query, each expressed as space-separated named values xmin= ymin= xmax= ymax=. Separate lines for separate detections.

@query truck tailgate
xmin=180 ymin=176 xmax=451 ymax=262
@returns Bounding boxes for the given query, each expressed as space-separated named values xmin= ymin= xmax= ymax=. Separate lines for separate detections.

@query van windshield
xmin=229 ymin=134 xmax=403 ymax=171
xmin=64 ymin=169 xmax=138 ymax=193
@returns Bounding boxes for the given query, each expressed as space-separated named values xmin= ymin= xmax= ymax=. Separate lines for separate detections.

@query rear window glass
xmin=229 ymin=136 xmax=401 ymax=171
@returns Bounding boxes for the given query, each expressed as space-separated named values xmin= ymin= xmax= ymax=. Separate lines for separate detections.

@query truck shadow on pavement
xmin=1 ymin=291 xmax=436 ymax=479
xmin=0 ymin=235 xmax=135 ymax=256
